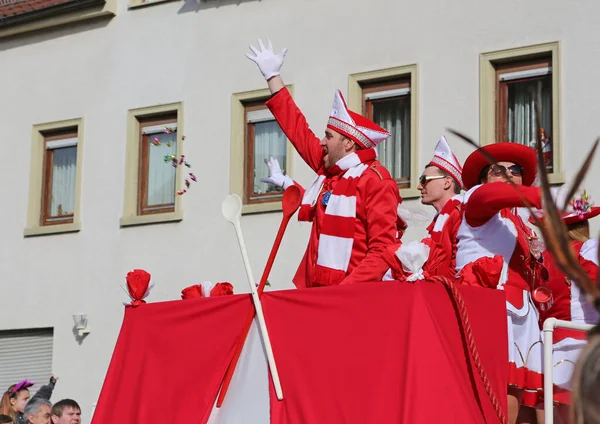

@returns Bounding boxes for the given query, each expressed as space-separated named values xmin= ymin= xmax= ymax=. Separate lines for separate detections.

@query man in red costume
xmin=455 ymin=142 xmax=543 ymax=424
xmin=246 ymin=39 xmax=401 ymax=288
xmin=416 ymin=135 xmax=464 ymax=279
xmin=380 ymin=135 xmax=463 ymax=281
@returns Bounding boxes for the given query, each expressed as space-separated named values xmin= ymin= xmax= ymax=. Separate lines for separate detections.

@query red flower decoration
xmin=126 ymin=269 xmax=151 ymax=307
xmin=181 ymin=284 xmax=204 ymax=299
xmin=180 ymin=282 xmax=234 ymax=299
xmin=458 ymin=256 xmax=503 ymax=288
xmin=210 ymin=282 xmax=234 ymax=297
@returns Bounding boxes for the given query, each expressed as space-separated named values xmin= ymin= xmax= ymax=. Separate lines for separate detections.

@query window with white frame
xmin=496 ymin=56 xmax=553 ymax=172
xmin=42 ymin=130 xmax=78 ymax=226
xmin=244 ymin=103 xmax=287 ymax=204
xmin=362 ymin=80 xmax=411 ymax=188
xmin=138 ymin=116 xmax=178 ymax=215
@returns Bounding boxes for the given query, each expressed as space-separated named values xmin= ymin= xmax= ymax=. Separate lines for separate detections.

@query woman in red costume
xmin=455 ymin=142 xmax=543 ymax=424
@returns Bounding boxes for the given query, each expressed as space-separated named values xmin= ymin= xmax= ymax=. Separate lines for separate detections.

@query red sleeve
xmin=266 ymin=88 xmax=325 ymax=174
xmin=447 ymin=208 xmax=463 ymax=278
xmin=465 ymin=183 xmax=542 ymax=227
xmin=580 ymin=257 xmax=599 ymax=282
xmin=341 ymin=174 xmax=401 ymax=284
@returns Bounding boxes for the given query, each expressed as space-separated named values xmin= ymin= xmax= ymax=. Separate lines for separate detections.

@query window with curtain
xmin=138 ymin=117 xmax=177 ymax=215
xmin=496 ymin=57 xmax=553 ymax=172
xmin=42 ymin=131 xmax=78 ymax=225
xmin=245 ymin=104 xmax=287 ymax=204
xmin=363 ymin=80 xmax=411 ymax=188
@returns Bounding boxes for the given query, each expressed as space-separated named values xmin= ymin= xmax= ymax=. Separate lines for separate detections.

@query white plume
xmin=397 ymin=204 xmax=436 ymax=228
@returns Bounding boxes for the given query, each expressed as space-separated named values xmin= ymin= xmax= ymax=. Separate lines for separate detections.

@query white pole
xmin=222 ymin=195 xmax=284 ymax=401
xmin=232 ymin=217 xmax=284 ymax=400
xmin=542 ymin=318 xmax=557 ymax=424
xmin=542 ymin=318 xmax=593 ymax=424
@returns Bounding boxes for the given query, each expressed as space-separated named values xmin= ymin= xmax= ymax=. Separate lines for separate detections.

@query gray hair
xmin=24 ymin=398 xmax=51 ymax=420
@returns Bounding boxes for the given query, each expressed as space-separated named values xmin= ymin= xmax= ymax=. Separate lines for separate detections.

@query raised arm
xmin=266 ymin=89 xmax=325 ymax=173
xmin=30 ymin=376 xmax=56 ymax=402
xmin=247 ymin=39 xmax=324 ymax=173
xmin=465 ymin=182 xmax=542 ymax=227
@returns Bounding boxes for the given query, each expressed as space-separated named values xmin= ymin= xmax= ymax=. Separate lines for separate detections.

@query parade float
xmin=90 ymin=182 xmax=509 ymax=423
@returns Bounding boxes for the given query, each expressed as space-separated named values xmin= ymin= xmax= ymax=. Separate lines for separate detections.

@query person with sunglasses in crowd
xmin=0 ymin=377 xmax=57 ymax=424
xmin=413 ymin=136 xmax=464 ymax=278
xmin=247 ymin=39 xmax=401 ymax=288
xmin=380 ymin=135 xmax=464 ymax=281
xmin=455 ymin=142 xmax=545 ymax=424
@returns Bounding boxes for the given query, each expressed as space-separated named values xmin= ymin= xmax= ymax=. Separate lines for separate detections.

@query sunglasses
xmin=489 ymin=164 xmax=523 ymax=177
xmin=418 ymin=175 xmax=447 ymax=186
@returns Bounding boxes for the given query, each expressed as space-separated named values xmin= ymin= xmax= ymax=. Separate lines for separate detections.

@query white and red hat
xmin=531 ymin=187 xmax=600 ymax=226
xmin=429 ymin=135 xmax=463 ymax=189
xmin=327 ymin=90 xmax=391 ymax=150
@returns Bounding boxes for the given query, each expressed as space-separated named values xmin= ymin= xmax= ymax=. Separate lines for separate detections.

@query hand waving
xmin=246 ymin=39 xmax=288 ymax=80
xmin=260 ymin=157 xmax=294 ymax=189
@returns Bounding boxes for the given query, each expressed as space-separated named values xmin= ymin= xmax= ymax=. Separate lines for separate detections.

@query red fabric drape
xmin=91 ymin=295 xmax=251 ymax=424
xmin=93 ymin=282 xmax=507 ymax=424
xmin=264 ymin=282 xmax=507 ymax=424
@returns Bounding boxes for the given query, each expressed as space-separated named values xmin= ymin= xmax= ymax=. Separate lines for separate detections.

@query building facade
xmin=0 ymin=0 xmax=598 ymax=421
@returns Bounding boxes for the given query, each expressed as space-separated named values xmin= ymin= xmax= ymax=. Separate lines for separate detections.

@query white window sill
xmin=547 ymin=171 xmax=565 ymax=185
xmin=399 ymin=188 xmax=421 ymax=199
xmin=120 ymin=210 xmax=183 ymax=227
xmin=24 ymin=222 xmax=81 ymax=237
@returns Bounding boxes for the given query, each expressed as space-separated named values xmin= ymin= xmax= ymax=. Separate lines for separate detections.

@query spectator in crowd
xmin=50 ymin=400 xmax=80 ymax=424
xmin=0 ymin=414 xmax=14 ymax=423
xmin=0 ymin=377 xmax=57 ymax=424
xmin=23 ymin=399 xmax=51 ymax=424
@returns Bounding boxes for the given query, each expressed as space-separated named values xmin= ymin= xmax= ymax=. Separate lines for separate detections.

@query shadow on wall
xmin=0 ymin=17 xmax=111 ymax=52
xmin=177 ymin=0 xmax=261 ymax=14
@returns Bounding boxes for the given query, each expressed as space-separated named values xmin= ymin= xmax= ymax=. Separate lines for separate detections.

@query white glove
xmin=246 ymin=39 xmax=288 ymax=80
xmin=260 ymin=157 xmax=294 ymax=189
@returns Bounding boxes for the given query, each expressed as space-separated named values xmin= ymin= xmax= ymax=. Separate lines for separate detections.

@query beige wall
xmin=0 ymin=0 xmax=599 ymax=421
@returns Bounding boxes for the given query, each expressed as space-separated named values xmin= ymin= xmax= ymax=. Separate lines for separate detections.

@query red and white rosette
xmin=124 ymin=269 xmax=154 ymax=307
xmin=181 ymin=281 xmax=234 ymax=299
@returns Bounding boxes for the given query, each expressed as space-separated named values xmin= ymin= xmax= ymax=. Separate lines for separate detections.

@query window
xmin=348 ymin=65 xmax=419 ymax=198
xmin=244 ymin=103 xmax=287 ymax=205
xmin=362 ymin=80 xmax=411 ymax=187
xmin=0 ymin=328 xmax=53 ymax=396
xmin=496 ymin=57 xmax=553 ymax=172
xmin=230 ymin=87 xmax=294 ymax=214
xmin=25 ymin=119 xmax=83 ymax=237
xmin=121 ymin=103 xmax=184 ymax=227
xmin=138 ymin=117 xmax=178 ymax=215
xmin=42 ymin=130 xmax=78 ymax=226
xmin=480 ymin=42 xmax=563 ymax=182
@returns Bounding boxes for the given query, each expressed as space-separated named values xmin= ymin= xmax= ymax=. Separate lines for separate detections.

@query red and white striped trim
xmin=327 ymin=117 xmax=376 ymax=150
xmin=315 ymin=164 xmax=369 ymax=283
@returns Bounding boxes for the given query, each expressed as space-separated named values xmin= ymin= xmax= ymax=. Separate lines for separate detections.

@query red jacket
xmin=426 ymin=196 xmax=463 ymax=279
xmin=266 ymin=88 xmax=401 ymax=288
